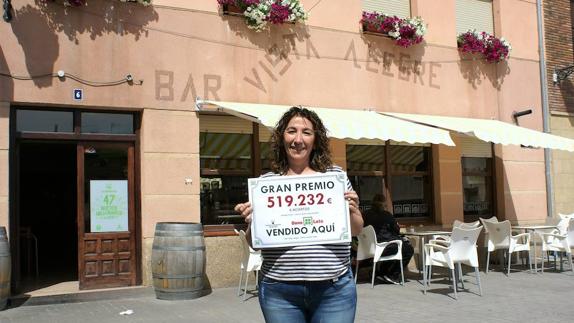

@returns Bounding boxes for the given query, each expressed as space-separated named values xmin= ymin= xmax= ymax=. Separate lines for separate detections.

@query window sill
xmin=203 ymin=224 xmax=247 ymax=237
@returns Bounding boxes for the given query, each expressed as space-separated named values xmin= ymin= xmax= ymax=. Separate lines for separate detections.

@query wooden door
xmin=77 ymin=142 xmax=136 ymax=289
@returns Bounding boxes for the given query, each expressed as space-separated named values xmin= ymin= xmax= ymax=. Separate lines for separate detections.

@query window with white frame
xmin=456 ymin=0 xmax=494 ymax=34
xmin=362 ymin=0 xmax=411 ymax=18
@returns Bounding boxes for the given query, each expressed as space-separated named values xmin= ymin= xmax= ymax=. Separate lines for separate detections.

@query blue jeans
xmin=258 ymin=269 xmax=357 ymax=323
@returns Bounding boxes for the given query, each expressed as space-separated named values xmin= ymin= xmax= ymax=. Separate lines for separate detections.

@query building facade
xmin=543 ymin=0 xmax=574 ymax=216
xmin=0 ymin=0 xmax=563 ymax=291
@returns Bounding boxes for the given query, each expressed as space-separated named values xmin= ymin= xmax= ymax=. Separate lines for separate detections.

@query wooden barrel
xmin=0 ymin=227 xmax=10 ymax=310
xmin=151 ymin=222 xmax=210 ymax=300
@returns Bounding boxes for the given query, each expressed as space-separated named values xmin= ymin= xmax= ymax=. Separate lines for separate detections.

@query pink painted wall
xmin=0 ymin=0 xmax=549 ymax=231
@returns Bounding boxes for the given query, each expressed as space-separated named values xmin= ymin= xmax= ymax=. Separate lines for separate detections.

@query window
xmin=456 ymin=0 xmax=494 ymax=34
xmin=346 ymin=144 xmax=386 ymax=212
xmin=15 ymin=109 xmax=136 ymax=135
xmin=199 ymin=114 xmax=270 ymax=227
xmin=462 ymin=157 xmax=493 ymax=220
xmin=81 ymin=112 xmax=134 ymax=134
xmin=16 ymin=110 xmax=74 ymax=133
xmin=345 ymin=142 xmax=433 ymax=219
xmin=200 ymin=132 xmax=252 ymax=225
xmin=362 ymin=0 xmax=411 ymax=18
xmin=459 ymin=135 xmax=494 ymax=221
xmin=390 ymin=145 xmax=432 ymax=218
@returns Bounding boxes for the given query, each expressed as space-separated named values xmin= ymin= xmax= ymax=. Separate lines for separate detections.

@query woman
xmin=235 ymin=106 xmax=363 ymax=323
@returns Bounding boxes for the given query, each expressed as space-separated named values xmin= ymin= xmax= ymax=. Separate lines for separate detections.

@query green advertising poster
xmin=90 ymin=180 xmax=128 ymax=232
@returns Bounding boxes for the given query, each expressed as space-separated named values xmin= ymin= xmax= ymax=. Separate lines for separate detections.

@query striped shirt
xmin=259 ymin=166 xmax=353 ymax=281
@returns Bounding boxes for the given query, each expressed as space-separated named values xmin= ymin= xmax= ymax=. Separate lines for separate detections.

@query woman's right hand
xmin=234 ymin=202 xmax=253 ymax=223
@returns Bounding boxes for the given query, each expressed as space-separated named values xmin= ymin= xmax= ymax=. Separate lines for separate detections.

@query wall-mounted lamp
xmin=552 ymin=65 xmax=574 ymax=85
xmin=512 ymin=109 xmax=532 ymax=125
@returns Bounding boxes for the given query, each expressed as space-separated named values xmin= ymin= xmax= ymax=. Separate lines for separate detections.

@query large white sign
xmin=90 ymin=180 xmax=129 ymax=232
xmin=249 ymin=173 xmax=351 ymax=248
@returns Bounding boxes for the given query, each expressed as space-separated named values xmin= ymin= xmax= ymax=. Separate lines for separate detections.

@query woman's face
xmin=283 ymin=115 xmax=315 ymax=167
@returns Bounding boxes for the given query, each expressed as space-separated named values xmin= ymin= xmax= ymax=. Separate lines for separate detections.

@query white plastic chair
xmin=355 ymin=225 xmax=404 ymax=288
xmin=453 ymin=219 xmax=481 ymax=229
xmin=479 ymin=216 xmax=499 ymax=262
xmin=567 ymin=218 xmax=574 ymax=253
xmin=483 ymin=220 xmax=531 ymax=275
xmin=432 ymin=220 xmax=481 ymax=244
xmin=424 ymin=226 xmax=483 ymax=299
xmin=538 ymin=218 xmax=574 ymax=273
xmin=237 ymin=230 xmax=263 ymax=301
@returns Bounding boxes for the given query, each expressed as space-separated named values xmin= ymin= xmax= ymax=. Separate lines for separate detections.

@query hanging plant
xmin=45 ymin=0 xmax=152 ymax=7
xmin=457 ymin=30 xmax=511 ymax=63
xmin=218 ymin=0 xmax=308 ymax=32
xmin=360 ymin=11 xmax=426 ymax=48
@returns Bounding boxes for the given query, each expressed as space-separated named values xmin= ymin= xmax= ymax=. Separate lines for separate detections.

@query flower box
xmin=457 ymin=30 xmax=511 ymax=63
xmin=362 ymin=23 xmax=379 ymax=34
xmin=360 ymin=11 xmax=426 ymax=48
xmin=217 ymin=0 xmax=308 ymax=32
xmin=222 ymin=4 xmax=244 ymax=16
xmin=44 ymin=0 xmax=152 ymax=7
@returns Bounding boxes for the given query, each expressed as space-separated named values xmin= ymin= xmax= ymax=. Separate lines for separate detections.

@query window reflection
xmin=200 ymin=176 xmax=248 ymax=225
xmin=17 ymin=110 xmax=74 ymax=133
xmin=462 ymin=157 xmax=493 ymax=219
xmin=346 ymin=145 xmax=386 ymax=212
xmin=81 ymin=112 xmax=134 ymax=134
xmin=346 ymin=145 xmax=385 ymax=172
xmin=200 ymin=131 xmax=252 ymax=225
xmin=390 ymin=146 xmax=432 ymax=218
xmin=390 ymin=145 xmax=429 ymax=173
xmin=391 ymin=175 xmax=431 ymax=218
xmin=348 ymin=176 xmax=384 ymax=212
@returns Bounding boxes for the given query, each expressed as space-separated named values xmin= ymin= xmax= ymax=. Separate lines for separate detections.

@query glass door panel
xmin=84 ymin=146 xmax=129 ymax=233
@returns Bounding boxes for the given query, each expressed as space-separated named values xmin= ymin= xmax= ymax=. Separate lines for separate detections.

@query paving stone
xmin=1 ymin=268 xmax=573 ymax=323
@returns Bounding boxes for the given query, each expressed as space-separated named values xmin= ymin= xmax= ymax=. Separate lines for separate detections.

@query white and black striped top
xmin=259 ymin=166 xmax=353 ymax=281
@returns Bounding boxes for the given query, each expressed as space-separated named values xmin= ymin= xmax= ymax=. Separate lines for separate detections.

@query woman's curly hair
xmin=270 ymin=106 xmax=332 ymax=174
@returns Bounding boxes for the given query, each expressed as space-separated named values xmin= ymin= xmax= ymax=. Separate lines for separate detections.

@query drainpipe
xmin=536 ymin=0 xmax=554 ymax=218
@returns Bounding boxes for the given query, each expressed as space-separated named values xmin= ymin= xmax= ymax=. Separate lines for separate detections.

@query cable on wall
xmin=0 ymin=70 xmax=143 ymax=87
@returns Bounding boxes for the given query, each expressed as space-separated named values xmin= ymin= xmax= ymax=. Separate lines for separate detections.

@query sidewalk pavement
xmin=1 ymin=267 xmax=574 ymax=323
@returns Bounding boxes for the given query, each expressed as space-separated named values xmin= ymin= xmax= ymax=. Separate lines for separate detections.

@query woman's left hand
xmin=345 ymin=191 xmax=364 ymax=236
xmin=344 ymin=191 xmax=360 ymax=213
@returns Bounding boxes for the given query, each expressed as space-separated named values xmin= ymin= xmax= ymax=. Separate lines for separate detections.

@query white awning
xmin=200 ymin=100 xmax=455 ymax=146
xmin=383 ymin=112 xmax=574 ymax=152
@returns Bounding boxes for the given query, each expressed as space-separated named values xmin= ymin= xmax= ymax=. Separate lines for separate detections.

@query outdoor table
xmin=403 ymin=230 xmax=452 ymax=282
xmin=513 ymin=225 xmax=558 ymax=273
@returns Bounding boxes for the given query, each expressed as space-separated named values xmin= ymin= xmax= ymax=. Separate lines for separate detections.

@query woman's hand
xmin=234 ymin=202 xmax=253 ymax=224
xmin=235 ymin=201 xmax=255 ymax=248
xmin=345 ymin=191 xmax=364 ymax=236
xmin=344 ymin=191 xmax=360 ymax=212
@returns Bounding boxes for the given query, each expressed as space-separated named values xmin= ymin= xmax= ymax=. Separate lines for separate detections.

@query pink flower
xmin=269 ymin=2 xmax=290 ymax=24
xmin=67 ymin=0 xmax=85 ymax=6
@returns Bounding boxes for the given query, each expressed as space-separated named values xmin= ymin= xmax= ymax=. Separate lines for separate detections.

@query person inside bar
xmin=363 ymin=194 xmax=414 ymax=284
